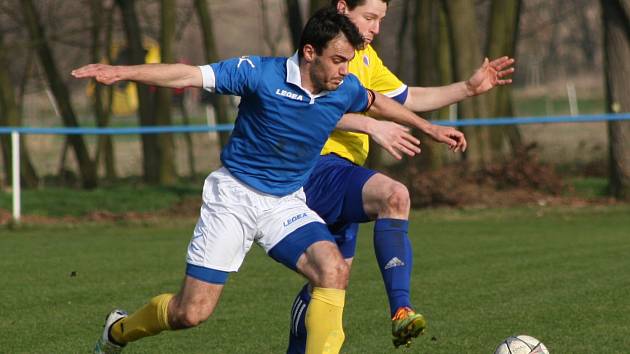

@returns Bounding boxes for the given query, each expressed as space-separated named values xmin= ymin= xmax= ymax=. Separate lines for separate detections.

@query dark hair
xmin=330 ymin=0 xmax=391 ymax=10
xmin=298 ymin=7 xmax=364 ymax=58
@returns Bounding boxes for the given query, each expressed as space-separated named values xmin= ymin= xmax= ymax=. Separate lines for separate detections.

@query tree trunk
xmin=486 ymin=0 xmax=522 ymax=156
xmin=21 ymin=0 xmax=97 ymax=188
xmin=0 ymin=31 xmax=39 ymax=188
xmin=261 ymin=0 xmax=286 ymax=56
xmin=442 ymin=0 xmax=491 ymax=166
xmin=116 ymin=0 xmax=159 ymax=184
xmin=436 ymin=4 xmax=453 ymax=123
xmin=601 ymin=0 xmax=630 ymax=200
xmin=90 ymin=0 xmax=117 ymax=180
xmin=412 ymin=0 xmax=443 ymax=171
xmin=177 ymin=98 xmax=196 ymax=178
xmin=310 ymin=0 xmax=329 ymax=15
xmin=155 ymin=0 xmax=177 ymax=185
xmin=395 ymin=0 xmax=412 ymax=75
xmin=194 ymin=0 xmax=232 ymax=148
xmin=285 ymin=0 xmax=303 ymax=51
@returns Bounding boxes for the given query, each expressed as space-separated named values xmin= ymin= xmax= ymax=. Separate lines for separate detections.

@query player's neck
xmin=299 ymin=61 xmax=321 ymax=95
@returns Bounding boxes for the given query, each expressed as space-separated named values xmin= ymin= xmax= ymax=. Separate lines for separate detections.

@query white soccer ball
xmin=494 ymin=335 xmax=549 ymax=354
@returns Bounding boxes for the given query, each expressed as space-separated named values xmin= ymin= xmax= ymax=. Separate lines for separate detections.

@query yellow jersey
xmin=320 ymin=44 xmax=407 ymax=166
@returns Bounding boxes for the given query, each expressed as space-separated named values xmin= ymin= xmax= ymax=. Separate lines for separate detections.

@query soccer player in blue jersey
xmin=73 ymin=8 xmax=459 ymax=354
xmin=286 ymin=0 xmax=515 ymax=351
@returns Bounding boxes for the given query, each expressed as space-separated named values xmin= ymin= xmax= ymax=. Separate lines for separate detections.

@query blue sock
xmin=286 ymin=283 xmax=310 ymax=354
xmin=373 ymin=218 xmax=413 ymax=317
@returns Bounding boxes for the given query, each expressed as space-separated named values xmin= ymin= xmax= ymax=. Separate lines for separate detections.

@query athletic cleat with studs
xmin=94 ymin=309 xmax=128 ymax=354
xmin=391 ymin=307 xmax=427 ymax=348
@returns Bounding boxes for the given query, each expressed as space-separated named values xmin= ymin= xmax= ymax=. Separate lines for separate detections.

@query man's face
xmin=308 ymin=35 xmax=356 ymax=92
xmin=338 ymin=0 xmax=388 ymax=45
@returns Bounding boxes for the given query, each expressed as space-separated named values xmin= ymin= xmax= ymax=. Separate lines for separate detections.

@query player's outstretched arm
xmin=404 ymin=56 xmax=515 ymax=112
xmin=368 ymin=92 xmax=467 ymax=152
xmin=337 ymin=113 xmax=421 ymax=160
xmin=71 ymin=63 xmax=202 ymax=89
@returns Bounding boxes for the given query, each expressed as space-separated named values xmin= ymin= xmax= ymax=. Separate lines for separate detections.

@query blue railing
xmin=1 ymin=113 xmax=629 ymax=135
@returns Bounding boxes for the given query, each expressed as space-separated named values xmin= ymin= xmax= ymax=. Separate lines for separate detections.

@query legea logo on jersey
xmin=283 ymin=213 xmax=308 ymax=227
xmin=276 ymin=89 xmax=304 ymax=101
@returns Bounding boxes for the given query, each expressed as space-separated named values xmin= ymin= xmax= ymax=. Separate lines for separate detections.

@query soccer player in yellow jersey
xmin=287 ymin=0 xmax=515 ymax=351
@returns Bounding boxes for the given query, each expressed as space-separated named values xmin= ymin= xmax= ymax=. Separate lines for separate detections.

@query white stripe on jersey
xmin=384 ymin=84 xmax=408 ymax=99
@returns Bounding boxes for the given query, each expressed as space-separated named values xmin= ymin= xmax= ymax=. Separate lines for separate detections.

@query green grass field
xmin=1 ymin=205 xmax=629 ymax=353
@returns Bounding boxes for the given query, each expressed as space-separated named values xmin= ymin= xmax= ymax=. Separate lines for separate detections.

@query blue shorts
xmin=268 ymin=222 xmax=336 ymax=271
xmin=304 ymin=154 xmax=377 ymax=258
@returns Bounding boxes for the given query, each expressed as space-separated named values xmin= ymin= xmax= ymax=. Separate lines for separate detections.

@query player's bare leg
xmin=95 ymin=276 xmax=223 ymax=353
xmin=168 ymin=276 xmax=224 ymax=329
xmin=297 ymin=240 xmax=349 ymax=289
xmin=296 ymin=240 xmax=349 ymax=353
xmin=361 ymin=173 xmax=410 ymax=220
xmin=362 ymin=173 xmax=427 ymax=347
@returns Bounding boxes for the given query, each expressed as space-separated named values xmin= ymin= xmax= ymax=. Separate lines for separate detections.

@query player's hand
xmin=369 ymin=120 xmax=422 ymax=160
xmin=426 ymin=124 xmax=467 ymax=152
xmin=465 ymin=56 xmax=515 ymax=96
xmin=71 ymin=64 xmax=122 ymax=85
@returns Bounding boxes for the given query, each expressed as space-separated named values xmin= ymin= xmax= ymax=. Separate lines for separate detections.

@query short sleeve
xmin=368 ymin=49 xmax=408 ymax=104
xmin=204 ymin=56 xmax=262 ymax=96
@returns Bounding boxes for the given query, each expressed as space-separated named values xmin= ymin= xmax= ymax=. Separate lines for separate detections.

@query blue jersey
xmin=200 ymin=54 xmax=369 ymax=196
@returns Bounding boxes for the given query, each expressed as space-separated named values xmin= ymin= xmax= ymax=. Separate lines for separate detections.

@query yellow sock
xmin=110 ymin=293 xmax=173 ymax=344
xmin=305 ymin=287 xmax=346 ymax=354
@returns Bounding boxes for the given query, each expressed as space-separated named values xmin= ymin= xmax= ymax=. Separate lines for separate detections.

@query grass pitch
xmin=1 ymin=205 xmax=629 ymax=353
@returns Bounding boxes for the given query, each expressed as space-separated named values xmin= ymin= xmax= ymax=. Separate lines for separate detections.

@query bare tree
xmin=116 ymin=0 xmax=160 ymax=184
xmin=261 ymin=0 xmax=286 ymax=56
xmin=442 ymin=0 xmax=491 ymax=166
xmin=20 ymin=0 xmax=97 ymax=188
xmin=194 ymin=0 xmax=232 ymax=148
xmin=601 ymin=0 xmax=630 ymax=200
xmin=486 ymin=0 xmax=522 ymax=155
xmin=310 ymin=0 xmax=329 ymax=15
xmin=285 ymin=0 xmax=304 ymax=51
xmin=0 ymin=30 xmax=39 ymax=188
xmin=396 ymin=0 xmax=413 ymax=75
xmin=90 ymin=0 xmax=117 ymax=180
xmin=155 ymin=0 xmax=177 ymax=185
xmin=171 ymin=3 xmax=197 ymax=180
xmin=412 ymin=0 xmax=443 ymax=171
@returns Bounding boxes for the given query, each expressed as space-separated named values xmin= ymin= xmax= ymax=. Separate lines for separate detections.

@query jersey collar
xmin=286 ymin=52 xmax=332 ymax=104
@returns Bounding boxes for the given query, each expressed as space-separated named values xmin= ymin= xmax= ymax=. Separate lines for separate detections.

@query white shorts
xmin=186 ymin=167 xmax=326 ymax=272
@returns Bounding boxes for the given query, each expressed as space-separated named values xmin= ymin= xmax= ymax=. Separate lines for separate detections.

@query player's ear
xmin=337 ymin=0 xmax=348 ymax=14
xmin=302 ymin=44 xmax=316 ymax=62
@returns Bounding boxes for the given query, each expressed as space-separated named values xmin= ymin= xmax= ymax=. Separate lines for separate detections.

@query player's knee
xmin=174 ymin=303 xmax=214 ymax=328
xmin=320 ymin=260 xmax=349 ymax=289
xmin=383 ymin=182 xmax=410 ymax=214
xmin=179 ymin=310 xmax=210 ymax=328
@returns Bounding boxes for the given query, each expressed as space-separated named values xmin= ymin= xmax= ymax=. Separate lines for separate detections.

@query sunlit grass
xmin=1 ymin=205 xmax=629 ymax=353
